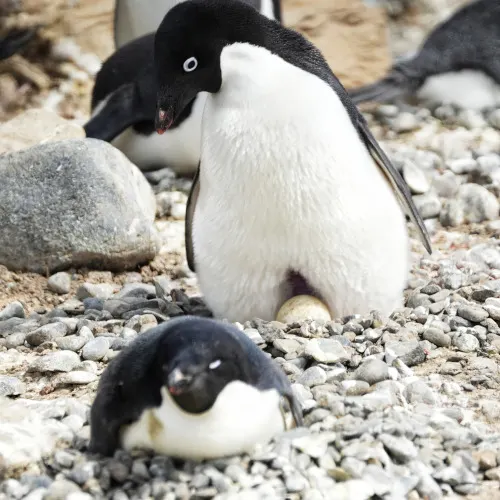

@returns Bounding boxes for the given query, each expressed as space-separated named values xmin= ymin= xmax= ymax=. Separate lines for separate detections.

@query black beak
xmin=155 ymin=106 xmax=175 ymax=135
xmin=167 ymin=368 xmax=193 ymax=396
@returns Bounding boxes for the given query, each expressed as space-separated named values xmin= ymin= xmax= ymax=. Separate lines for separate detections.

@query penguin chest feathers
xmin=199 ymin=43 xmax=406 ymax=250
xmin=120 ymin=381 xmax=285 ymax=460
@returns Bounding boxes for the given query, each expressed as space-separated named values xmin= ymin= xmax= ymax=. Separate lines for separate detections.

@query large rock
xmin=0 ymin=109 xmax=84 ymax=155
xmin=0 ymin=138 xmax=160 ymax=272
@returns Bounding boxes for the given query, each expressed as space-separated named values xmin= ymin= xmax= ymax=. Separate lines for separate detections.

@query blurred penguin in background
xmin=349 ymin=0 xmax=500 ymax=111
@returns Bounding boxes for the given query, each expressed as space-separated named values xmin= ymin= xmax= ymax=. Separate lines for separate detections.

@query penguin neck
xmin=217 ymin=43 xmax=284 ymax=106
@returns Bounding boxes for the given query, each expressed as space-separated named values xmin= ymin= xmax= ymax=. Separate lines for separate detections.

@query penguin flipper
xmin=85 ymin=81 xmax=152 ymax=142
xmin=348 ymin=74 xmax=408 ymax=105
xmin=357 ymin=116 xmax=432 ymax=254
xmin=185 ymin=163 xmax=200 ymax=272
xmin=0 ymin=27 xmax=38 ymax=61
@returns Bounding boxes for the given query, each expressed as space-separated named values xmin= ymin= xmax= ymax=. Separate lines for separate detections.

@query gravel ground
xmin=2 ymin=2 xmax=500 ymax=499
xmin=2 ymin=100 xmax=500 ymax=499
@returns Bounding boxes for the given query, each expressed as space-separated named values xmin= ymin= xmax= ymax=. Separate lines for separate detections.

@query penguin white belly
xmin=193 ymin=43 xmax=409 ymax=322
xmin=417 ymin=70 xmax=500 ymax=110
xmin=107 ymin=92 xmax=206 ymax=174
xmin=121 ymin=382 xmax=284 ymax=460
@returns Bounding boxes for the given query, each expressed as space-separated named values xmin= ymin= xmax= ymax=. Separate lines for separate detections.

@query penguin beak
xmin=167 ymin=368 xmax=193 ymax=395
xmin=155 ymin=106 xmax=174 ymax=135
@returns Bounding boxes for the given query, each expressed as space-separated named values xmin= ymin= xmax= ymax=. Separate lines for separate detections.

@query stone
xmin=379 ymin=434 xmax=418 ymax=463
xmin=57 ymin=371 xmax=97 ymax=385
xmin=0 ymin=399 xmax=73 ymax=470
xmin=76 ymin=283 xmax=117 ymax=301
xmin=385 ymin=341 xmax=426 ymax=367
xmin=457 ymin=304 xmax=488 ymax=323
xmin=274 ymin=338 xmax=301 ymax=354
xmin=452 ymin=333 xmax=480 ymax=353
xmin=0 ymin=375 xmax=25 ymax=397
xmin=485 ymin=467 xmax=500 ymax=481
xmin=440 ymin=184 xmax=499 ymax=227
xmin=28 ymin=351 xmax=80 ymax=373
xmin=412 ymin=193 xmax=441 ymax=220
xmin=423 ymin=328 xmax=451 ymax=347
xmin=0 ymin=139 xmax=160 ymax=272
xmin=352 ymin=359 xmax=390 ymax=385
xmin=0 ymin=301 xmax=25 ymax=321
xmin=298 ymin=367 xmax=327 ymax=387
xmin=305 ymin=339 xmax=349 ymax=364
xmin=403 ymin=161 xmax=429 ymax=194
xmin=473 ymin=450 xmax=497 ymax=471
xmin=44 ymin=479 xmax=81 ymax=500
xmin=82 ymin=337 xmax=109 ymax=361
xmin=481 ymin=400 xmax=500 ymax=420
xmin=403 ymin=380 xmax=437 ymax=405
xmin=47 ymin=272 xmax=71 ymax=295
xmin=0 ymin=109 xmax=84 ymax=155
xmin=56 ymin=335 xmax=87 ymax=352
xmin=26 ymin=322 xmax=68 ymax=346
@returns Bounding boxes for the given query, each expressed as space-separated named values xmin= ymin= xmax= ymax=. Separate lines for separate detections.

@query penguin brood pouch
xmin=89 ymin=316 xmax=303 ymax=459
xmin=153 ymin=0 xmax=432 ymax=324
xmin=348 ymin=0 xmax=500 ymax=110
xmin=84 ymin=0 xmax=282 ymax=176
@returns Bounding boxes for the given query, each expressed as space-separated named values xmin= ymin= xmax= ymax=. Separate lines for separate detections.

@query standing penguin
xmin=84 ymin=0 xmax=282 ymax=175
xmin=349 ymin=0 xmax=500 ymax=110
xmin=154 ymin=0 xmax=432 ymax=323
xmin=89 ymin=316 xmax=302 ymax=459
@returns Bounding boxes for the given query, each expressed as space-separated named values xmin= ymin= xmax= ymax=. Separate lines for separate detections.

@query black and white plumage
xmin=89 ymin=316 xmax=302 ymax=460
xmin=153 ymin=0 xmax=431 ymax=323
xmin=349 ymin=0 xmax=500 ymax=110
xmin=84 ymin=0 xmax=282 ymax=175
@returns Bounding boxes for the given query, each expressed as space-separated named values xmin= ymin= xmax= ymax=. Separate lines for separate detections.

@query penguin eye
xmin=208 ymin=359 xmax=222 ymax=370
xmin=183 ymin=56 xmax=198 ymax=73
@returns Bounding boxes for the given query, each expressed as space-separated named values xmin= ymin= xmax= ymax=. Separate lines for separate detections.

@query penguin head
xmin=154 ymin=0 xmax=266 ymax=133
xmin=158 ymin=321 xmax=253 ymax=414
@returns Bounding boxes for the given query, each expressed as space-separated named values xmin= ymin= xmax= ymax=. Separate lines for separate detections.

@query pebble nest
xmin=1 ymin=100 xmax=500 ymax=500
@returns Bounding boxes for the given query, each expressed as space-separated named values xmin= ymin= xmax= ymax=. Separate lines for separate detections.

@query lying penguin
xmin=154 ymin=0 xmax=432 ymax=323
xmin=349 ymin=0 xmax=500 ymax=110
xmin=84 ymin=0 xmax=282 ymax=175
xmin=89 ymin=316 xmax=302 ymax=459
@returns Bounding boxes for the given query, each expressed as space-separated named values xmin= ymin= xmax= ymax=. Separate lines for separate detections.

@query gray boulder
xmin=0 ymin=139 xmax=160 ymax=272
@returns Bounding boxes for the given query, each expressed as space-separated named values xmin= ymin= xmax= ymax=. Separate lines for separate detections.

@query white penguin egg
xmin=276 ymin=295 xmax=332 ymax=324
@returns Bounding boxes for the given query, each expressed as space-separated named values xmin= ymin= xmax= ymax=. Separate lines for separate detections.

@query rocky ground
xmin=2 ymin=0 xmax=500 ymax=500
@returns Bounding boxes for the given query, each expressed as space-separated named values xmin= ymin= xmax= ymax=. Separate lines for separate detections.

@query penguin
xmin=89 ymin=316 xmax=302 ymax=460
xmin=0 ymin=27 xmax=38 ymax=61
xmin=153 ymin=0 xmax=432 ymax=323
xmin=114 ymin=0 xmax=282 ymax=49
xmin=349 ymin=0 xmax=500 ymax=110
xmin=84 ymin=0 xmax=282 ymax=175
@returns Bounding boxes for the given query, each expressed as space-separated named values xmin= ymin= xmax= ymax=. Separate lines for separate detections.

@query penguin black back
xmin=89 ymin=316 xmax=302 ymax=457
xmin=349 ymin=0 xmax=500 ymax=105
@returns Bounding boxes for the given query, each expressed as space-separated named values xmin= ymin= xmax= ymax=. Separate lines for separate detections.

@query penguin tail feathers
xmin=348 ymin=73 xmax=410 ymax=105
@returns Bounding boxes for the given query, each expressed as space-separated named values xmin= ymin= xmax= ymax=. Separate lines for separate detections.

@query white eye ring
xmin=183 ymin=56 xmax=198 ymax=72
xmin=209 ymin=359 xmax=221 ymax=370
